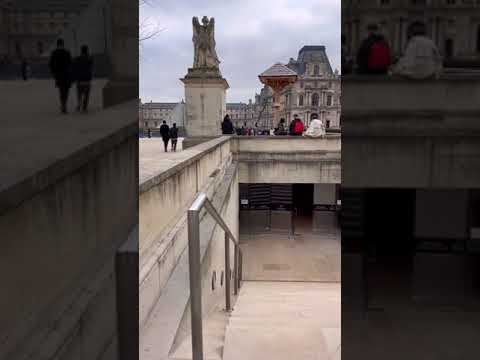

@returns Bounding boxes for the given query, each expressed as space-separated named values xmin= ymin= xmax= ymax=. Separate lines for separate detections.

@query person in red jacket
xmin=290 ymin=114 xmax=304 ymax=136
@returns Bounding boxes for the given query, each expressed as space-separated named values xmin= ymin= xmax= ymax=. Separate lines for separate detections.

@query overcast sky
xmin=139 ymin=0 xmax=340 ymax=103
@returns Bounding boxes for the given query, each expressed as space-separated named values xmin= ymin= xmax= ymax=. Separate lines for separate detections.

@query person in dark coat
xmin=49 ymin=38 xmax=72 ymax=114
xmin=159 ymin=121 xmax=170 ymax=152
xmin=73 ymin=45 xmax=93 ymax=112
xmin=169 ymin=123 xmax=179 ymax=152
xmin=221 ymin=114 xmax=234 ymax=135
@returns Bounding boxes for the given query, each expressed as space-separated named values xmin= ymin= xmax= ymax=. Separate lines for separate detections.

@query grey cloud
xmin=140 ymin=0 xmax=340 ymax=102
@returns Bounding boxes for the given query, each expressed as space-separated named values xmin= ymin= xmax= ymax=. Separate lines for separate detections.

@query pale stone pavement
xmin=240 ymin=223 xmax=340 ymax=282
xmin=1 ymin=79 xmax=137 ymax=195
xmin=139 ymin=138 xmax=191 ymax=184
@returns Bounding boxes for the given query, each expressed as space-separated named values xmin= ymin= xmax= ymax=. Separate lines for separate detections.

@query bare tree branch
xmin=139 ymin=0 xmax=162 ymax=42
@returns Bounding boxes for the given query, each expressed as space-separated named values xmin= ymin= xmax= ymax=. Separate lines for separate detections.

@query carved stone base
xmin=181 ymin=71 xmax=229 ymax=137
xmin=184 ymin=67 xmax=223 ymax=79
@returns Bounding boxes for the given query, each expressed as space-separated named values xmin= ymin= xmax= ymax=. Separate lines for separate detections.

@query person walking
xmin=221 ymin=114 xmax=234 ymax=134
xmin=73 ymin=45 xmax=93 ymax=113
xmin=170 ymin=123 xmax=179 ymax=152
xmin=49 ymin=38 xmax=72 ymax=114
xmin=160 ymin=121 xmax=170 ymax=152
xmin=356 ymin=24 xmax=391 ymax=75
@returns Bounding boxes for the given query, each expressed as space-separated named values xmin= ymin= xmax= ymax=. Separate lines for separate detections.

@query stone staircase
xmin=169 ymin=308 xmax=230 ymax=360
xmin=222 ymin=281 xmax=340 ymax=360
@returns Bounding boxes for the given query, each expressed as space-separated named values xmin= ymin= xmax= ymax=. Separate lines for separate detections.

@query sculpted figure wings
xmin=192 ymin=16 xmax=220 ymax=69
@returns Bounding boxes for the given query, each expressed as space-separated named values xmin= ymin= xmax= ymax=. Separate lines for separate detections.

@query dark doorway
xmin=365 ymin=189 xmax=415 ymax=256
xmin=293 ymin=184 xmax=314 ymax=216
xmin=293 ymin=184 xmax=314 ymax=231
xmin=445 ymin=38 xmax=454 ymax=58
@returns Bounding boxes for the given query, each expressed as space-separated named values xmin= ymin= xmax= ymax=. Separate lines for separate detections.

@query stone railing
xmin=1 ymin=101 xmax=138 ymax=360
xmin=233 ymin=135 xmax=341 ymax=184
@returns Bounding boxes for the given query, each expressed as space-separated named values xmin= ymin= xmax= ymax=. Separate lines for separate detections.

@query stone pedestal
xmin=181 ymin=67 xmax=229 ymax=140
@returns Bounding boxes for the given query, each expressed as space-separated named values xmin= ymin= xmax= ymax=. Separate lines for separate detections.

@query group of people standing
xmin=221 ymin=113 xmax=326 ymax=138
xmin=343 ymin=21 xmax=442 ymax=79
xmin=49 ymin=38 xmax=93 ymax=114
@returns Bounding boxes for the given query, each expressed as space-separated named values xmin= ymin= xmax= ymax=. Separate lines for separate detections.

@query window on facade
xmin=327 ymin=95 xmax=333 ymax=106
xmin=37 ymin=41 xmax=43 ymax=55
xmin=154 ymin=121 xmax=158 ymax=127
xmin=299 ymin=95 xmax=304 ymax=106
xmin=300 ymin=81 xmax=304 ymax=88
xmin=380 ymin=0 xmax=390 ymax=4
xmin=446 ymin=0 xmax=456 ymax=4
xmin=312 ymin=93 xmax=319 ymax=106
xmin=145 ymin=122 xmax=148 ymax=128
xmin=314 ymin=64 xmax=319 ymax=76
xmin=326 ymin=120 xmax=331 ymax=128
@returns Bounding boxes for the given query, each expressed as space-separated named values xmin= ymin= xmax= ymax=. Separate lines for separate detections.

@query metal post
xmin=187 ymin=210 xmax=204 ymax=360
xmin=239 ymin=251 xmax=243 ymax=289
xmin=224 ymin=232 xmax=231 ymax=312
xmin=233 ymin=245 xmax=239 ymax=296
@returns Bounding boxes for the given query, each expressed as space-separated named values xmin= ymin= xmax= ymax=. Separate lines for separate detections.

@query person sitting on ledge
xmin=391 ymin=22 xmax=442 ymax=80
xmin=305 ymin=114 xmax=325 ymax=138
xmin=356 ymin=23 xmax=391 ymax=75
xmin=221 ymin=114 xmax=234 ymax=135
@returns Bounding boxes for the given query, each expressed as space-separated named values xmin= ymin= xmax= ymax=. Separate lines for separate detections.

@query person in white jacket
xmin=305 ymin=114 xmax=325 ymax=138
xmin=392 ymin=22 xmax=443 ymax=79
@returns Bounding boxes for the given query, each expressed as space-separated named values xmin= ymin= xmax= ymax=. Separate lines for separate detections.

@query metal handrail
xmin=187 ymin=192 xmax=243 ymax=360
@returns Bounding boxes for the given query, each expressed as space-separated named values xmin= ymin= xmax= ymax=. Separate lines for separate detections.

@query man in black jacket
xmin=159 ymin=121 xmax=170 ymax=152
xmin=73 ymin=45 xmax=93 ymax=113
xmin=49 ymin=39 xmax=72 ymax=114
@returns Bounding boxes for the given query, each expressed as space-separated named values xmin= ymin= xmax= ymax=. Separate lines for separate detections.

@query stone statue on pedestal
xmin=192 ymin=16 xmax=220 ymax=70
xmin=181 ymin=16 xmax=229 ymax=147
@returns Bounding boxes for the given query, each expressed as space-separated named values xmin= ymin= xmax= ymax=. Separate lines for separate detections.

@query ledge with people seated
xmin=341 ymin=72 xmax=480 ymax=115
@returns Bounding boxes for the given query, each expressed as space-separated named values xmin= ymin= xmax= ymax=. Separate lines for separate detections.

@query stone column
xmin=103 ymin=0 xmax=138 ymax=108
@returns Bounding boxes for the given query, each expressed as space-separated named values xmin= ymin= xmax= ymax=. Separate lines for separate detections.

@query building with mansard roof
xmin=282 ymin=45 xmax=341 ymax=129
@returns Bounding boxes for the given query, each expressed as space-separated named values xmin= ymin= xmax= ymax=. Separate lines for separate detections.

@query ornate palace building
xmin=342 ymin=0 xmax=480 ymax=67
xmin=227 ymin=45 xmax=341 ymax=130
xmin=283 ymin=46 xmax=341 ymax=129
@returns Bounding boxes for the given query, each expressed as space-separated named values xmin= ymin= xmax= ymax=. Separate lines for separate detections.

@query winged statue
xmin=192 ymin=16 xmax=220 ymax=69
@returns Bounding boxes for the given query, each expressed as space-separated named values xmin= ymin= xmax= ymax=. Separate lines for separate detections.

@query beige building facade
xmin=226 ymin=46 xmax=341 ymax=130
xmin=0 ymin=0 xmax=90 ymax=62
xmin=139 ymin=99 xmax=185 ymax=130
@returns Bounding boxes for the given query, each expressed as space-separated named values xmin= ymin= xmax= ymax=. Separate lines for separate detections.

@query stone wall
xmin=342 ymin=76 xmax=480 ymax=188
xmin=233 ymin=136 xmax=341 ymax=184
xmin=0 ymin=119 xmax=138 ymax=359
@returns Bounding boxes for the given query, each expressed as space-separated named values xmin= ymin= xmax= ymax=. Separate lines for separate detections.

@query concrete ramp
xmin=222 ymin=282 xmax=340 ymax=360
